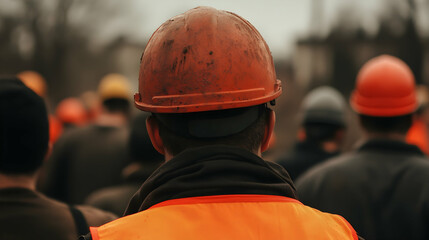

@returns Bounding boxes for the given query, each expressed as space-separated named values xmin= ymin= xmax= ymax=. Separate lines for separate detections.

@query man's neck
xmin=95 ymin=112 xmax=127 ymax=127
xmin=163 ymin=146 xmax=262 ymax=162
xmin=321 ymin=141 xmax=341 ymax=153
xmin=364 ymin=132 xmax=406 ymax=142
xmin=0 ymin=173 xmax=37 ymax=190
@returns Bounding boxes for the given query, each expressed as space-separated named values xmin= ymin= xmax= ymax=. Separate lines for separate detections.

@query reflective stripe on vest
xmin=90 ymin=194 xmax=358 ymax=240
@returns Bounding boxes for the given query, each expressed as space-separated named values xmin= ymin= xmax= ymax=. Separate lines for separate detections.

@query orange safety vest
xmin=49 ymin=114 xmax=63 ymax=144
xmin=90 ymin=194 xmax=358 ymax=240
xmin=406 ymin=119 xmax=429 ymax=155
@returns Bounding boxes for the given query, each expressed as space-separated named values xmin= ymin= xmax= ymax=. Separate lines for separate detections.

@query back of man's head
xmin=155 ymin=105 xmax=269 ymax=156
xmin=0 ymin=77 xmax=49 ymax=174
xmin=300 ymin=86 xmax=346 ymax=143
xmin=350 ymin=55 xmax=417 ymax=135
xmin=98 ymin=73 xmax=131 ymax=116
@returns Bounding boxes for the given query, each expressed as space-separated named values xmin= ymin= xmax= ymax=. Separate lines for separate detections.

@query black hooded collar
xmin=358 ymin=138 xmax=424 ymax=155
xmin=124 ymin=145 xmax=296 ymax=215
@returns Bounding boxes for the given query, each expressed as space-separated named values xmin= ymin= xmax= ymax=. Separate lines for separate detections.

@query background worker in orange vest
xmin=81 ymin=7 xmax=361 ymax=240
xmin=296 ymin=55 xmax=429 ymax=240
xmin=406 ymin=85 xmax=429 ymax=154
xmin=0 ymin=77 xmax=116 ymax=240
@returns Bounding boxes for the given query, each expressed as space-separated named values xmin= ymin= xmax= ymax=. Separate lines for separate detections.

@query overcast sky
xmin=127 ymin=0 xmax=387 ymax=59
xmin=3 ymin=0 xmax=426 ymax=59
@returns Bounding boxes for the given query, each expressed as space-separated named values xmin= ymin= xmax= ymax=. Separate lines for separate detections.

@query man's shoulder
xmin=76 ymin=205 xmax=118 ymax=226
xmin=299 ymin=153 xmax=356 ymax=176
xmin=401 ymin=155 xmax=429 ymax=180
xmin=294 ymin=152 xmax=360 ymax=193
xmin=52 ymin=125 xmax=94 ymax=147
xmin=32 ymin=192 xmax=117 ymax=222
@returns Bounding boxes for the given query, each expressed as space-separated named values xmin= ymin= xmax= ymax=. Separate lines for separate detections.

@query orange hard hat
xmin=17 ymin=71 xmax=47 ymax=98
xmin=80 ymin=91 xmax=101 ymax=121
xmin=134 ymin=6 xmax=282 ymax=113
xmin=350 ymin=55 xmax=417 ymax=117
xmin=55 ymin=97 xmax=87 ymax=126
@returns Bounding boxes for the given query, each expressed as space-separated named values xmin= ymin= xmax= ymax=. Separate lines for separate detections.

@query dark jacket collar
xmin=295 ymin=141 xmax=340 ymax=156
xmin=358 ymin=138 xmax=424 ymax=155
xmin=124 ymin=145 xmax=296 ymax=215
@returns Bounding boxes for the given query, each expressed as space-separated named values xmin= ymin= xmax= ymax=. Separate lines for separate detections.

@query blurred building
xmin=294 ymin=11 xmax=426 ymax=97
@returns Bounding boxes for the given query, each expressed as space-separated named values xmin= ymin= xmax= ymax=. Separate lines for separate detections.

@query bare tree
xmin=0 ymin=0 xmax=143 ymax=103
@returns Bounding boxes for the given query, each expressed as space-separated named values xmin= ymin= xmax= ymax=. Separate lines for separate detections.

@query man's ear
xmin=146 ymin=116 xmax=165 ymax=155
xmin=261 ymin=109 xmax=275 ymax=153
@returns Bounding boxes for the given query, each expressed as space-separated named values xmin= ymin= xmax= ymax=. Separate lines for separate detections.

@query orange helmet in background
xmin=350 ymin=55 xmax=417 ymax=117
xmin=17 ymin=71 xmax=47 ymax=98
xmin=55 ymin=97 xmax=87 ymax=126
xmin=134 ymin=6 xmax=281 ymax=113
xmin=80 ymin=91 xmax=101 ymax=121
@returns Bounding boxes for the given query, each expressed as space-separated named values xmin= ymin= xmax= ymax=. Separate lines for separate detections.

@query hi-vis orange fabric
xmin=134 ymin=7 xmax=281 ymax=113
xmin=406 ymin=119 xmax=429 ymax=155
xmin=90 ymin=195 xmax=358 ymax=240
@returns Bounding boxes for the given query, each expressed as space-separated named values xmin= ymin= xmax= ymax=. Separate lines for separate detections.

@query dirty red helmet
xmin=134 ymin=6 xmax=282 ymax=113
xmin=49 ymin=115 xmax=63 ymax=144
xmin=350 ymin=55 xmax=417 ymax=117
xmin=55 ymin=97 xmax=87 ymax=126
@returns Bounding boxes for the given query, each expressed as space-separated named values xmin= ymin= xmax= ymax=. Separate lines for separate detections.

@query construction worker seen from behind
xmin=296 ymin=55 xmax=429 ymax=240
xmin=82 ymin=7 xmax=360 ymax=240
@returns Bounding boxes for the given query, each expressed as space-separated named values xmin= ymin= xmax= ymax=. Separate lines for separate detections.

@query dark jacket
xmin=41 ymin=124 xmax=130 ymax=204
xmin=0 ymin=188 xmax=116 ymax=240
xmin=296 ymin=139 xmax=429 ymax=240
xmin=84 ymin=162 xmax=162 ymax=216
xmin=276 ymin=141 xmax=339 ymax=181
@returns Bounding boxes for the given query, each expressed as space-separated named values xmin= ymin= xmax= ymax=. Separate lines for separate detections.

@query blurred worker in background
xmin=80 ymin=91 xmax=102 ymax=123
xmin=85 ymin=113 xmax=164 ymax=216
xmin=55 ymin=97 xmax=88 ymax=132
xmin=41 ymin=73 xmax=132 ymax=204
xmin=276 ymin=86 xmax=347 ymax=180
xmin=406 ymin=85 xmax=429 ymax=154
xmin=0 ymin=77 xmax=116 ymax=240
xmin=17 ymin=70 xmax=63 ymax=144
xmin=296 ymin=55 xmax=429 ymax=240
xmin=82 ymin=7 xmax=359 ymax=240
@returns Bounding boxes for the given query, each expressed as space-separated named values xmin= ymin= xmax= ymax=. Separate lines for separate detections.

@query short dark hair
xmin=303 ymin=123 xmax=344 ymax=143
xmin=156 ymin=107 xmax=268 ymax=156
xmin=102 ymin=98 xmax=130 ymax=116
xmin=0 ymin=77 xmax=49 ymax=174
xmin=359 ymin=114 xmax=413 ymax=135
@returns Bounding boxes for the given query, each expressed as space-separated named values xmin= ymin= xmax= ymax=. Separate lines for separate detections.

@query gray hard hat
xmin=301 ymin=86 xmax=347 ymax=126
